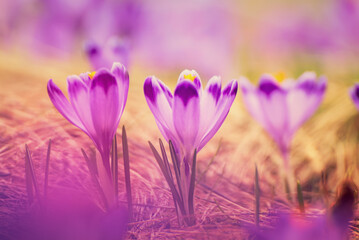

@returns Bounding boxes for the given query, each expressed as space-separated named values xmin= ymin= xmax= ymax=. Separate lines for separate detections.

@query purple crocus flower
xmin=144 ymin=69 xmax=238 ymax=178
xmin=47 ymin=62 xmax=129 ymax=204
xmin=240 ymin=72 xmax=326 ymax=168
xmin=85 ymin=37 xmax=130 ymax=70
xmin=349 ymin=83 xmax=359 ymax=110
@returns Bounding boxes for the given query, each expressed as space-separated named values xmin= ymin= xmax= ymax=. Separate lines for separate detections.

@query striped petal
xmin=287 ymin=75 xmax=327 ymax=133
xmin=144 ymin=76 xmax=175 ymax=141
xmin=67 ymin=75 xmax=97 ymax=139
xmin=111 ymin=62 xmax=129 ymax=120
xmin=178 ymin=69 xmax=202 ymax=94
xmin=47 ymin=79 xmax=86 ymax=132
xmin=198 ymin=80 xmax=238 ymax=151
xmin=173 ymin=80 xmax=200 ymax=151
xmin=89 ymin=70 xmax=121 ymax=170
xmin=197 ymin=76 xmax=222 ymax=140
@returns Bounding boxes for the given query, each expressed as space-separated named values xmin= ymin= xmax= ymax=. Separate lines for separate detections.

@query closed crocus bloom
xmin=144 ymin=70 xmax=238 ymax=177
xmin=349 ymin=83 xmax=359 ymax=110
xmin=47 ymin=62 xmax=129 ymax=205
xmin=240 ymin=72 xmax=327 ymax=168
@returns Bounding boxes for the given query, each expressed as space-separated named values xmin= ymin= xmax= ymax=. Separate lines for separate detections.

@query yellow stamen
xmin=88 ymin=71 xmax=96 ymax=79
xmin=273 ymin=72 xmax=285 ymax=83
xmin=183 ymin=73 xmax=196 ymax=82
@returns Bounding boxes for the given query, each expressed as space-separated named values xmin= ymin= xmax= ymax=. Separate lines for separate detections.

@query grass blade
xmin=159 ymin=139 xmax=181 ymax=224
xmin=188 ymin=149 xmax=197 ymax=216
xmin=159 ymin=139 xmax=174 ymax=183
xmin=122 ymin=126 xmax=133 ymax=221
xmin=254 ymin=164 xmax=260 ymax=227
xmin=111 ymin=135 xmax=119 ymax=205
xmin=169 ymin=141 xmax=184 ymax=203
xmin=25 ymin=153 xmax=33 ymax=204
xmin=284 ymin=176 xmax=292 ymax=203
xmin=25 ymin=145 xmax=41 ymax=204
xmin=297 ymin=180 xmax=305 ymax=213
xmin=82 ymin=148 xmax=108 ymax=210
xmin=44 ymin=139 xmax=51 ymax=198
xmin=149 ymin=141 xmax=185 ymax=214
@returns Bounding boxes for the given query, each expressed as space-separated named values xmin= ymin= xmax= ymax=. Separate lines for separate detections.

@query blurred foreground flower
xmin=47 ymin=62 xmax=129 ymax=207
xmin=252 ymin=180 xmax=357 ymax=240
xmin=349 ymin=83 xmax=359 ymax=110
xmin=19 ymin=189 xmax=128 ymax=240
xmin=240 ymin=72 xmax=327 ymax=168
xmin=144 ymin=70 xmax=237 ymax=224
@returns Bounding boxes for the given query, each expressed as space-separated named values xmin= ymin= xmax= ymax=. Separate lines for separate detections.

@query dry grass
xmin=1 ymin=51 xmax=359 ymax=239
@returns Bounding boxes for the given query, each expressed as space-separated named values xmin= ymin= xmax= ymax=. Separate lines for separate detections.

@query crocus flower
xmin=349 ymin=84 xmax=359 ymax=110
xmin=240 ymin=72 xmax=327 ymax=168
xmin=85 ymin=37 xmax=130 ymax=70
xmin=144 ymin=70 xmax=238 ymax=178
xmin=47 ymin=62 xmax=129 ymax=205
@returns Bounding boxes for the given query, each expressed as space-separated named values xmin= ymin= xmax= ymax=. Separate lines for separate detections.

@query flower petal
xmin=258 ymin=75 xmax=282 ymax=96
xmin=287 ymin=76 xmax=326 ymax=133
xmin=144 ymin=76 xmax=175 ymax=141
xmin=197 ymin=76 xmax=222 ymax=140
xmin=67 ymin=75 xmax=96 ymax=139
xmin=111 ymin=62 xmax=129 ymax=119
xmin=198 ymin=80 xmax=238 ymax=151
xmin=89 ymin=70 xmax=121 ymax=164
xmin=47 ymin=79 xmax=86 ymax=131
xmin=258 ymin=81 xmax=288 ymax=142
xmin=173 ymin=80 xmax=200 ymax=151
xmin=178 ymin=69 xmax=202 ymax=93
xmin=240 ymin=77 xmax=268 ymax=128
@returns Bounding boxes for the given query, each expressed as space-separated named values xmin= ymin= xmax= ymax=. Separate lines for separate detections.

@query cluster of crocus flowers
xmin=239 ymin=72 xmax=327 ymax=169
xmin=47 ymin=62 xmax=129 ymax=207
xmin=144 ymin=70 xmax=238 ymax=221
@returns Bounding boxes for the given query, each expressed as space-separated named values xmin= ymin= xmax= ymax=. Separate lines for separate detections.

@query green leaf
xmin=44 ymin=139 xmax=51 ymax=198
xmin=82 ymin=148 xmax=108 ymax=210
xmin=284 ymin=176 xmax=292 ymax=203
xmin=111 ymin=134 xmax=119 ymax=205
xmin=168 ymin=140 xmax=184 ymax=203
xmin=122 ymin=126 xmax=133 ymax=221
xmin=297 ymin=180 xmax=305 ymax=213
xmin=148 ymin=141 xmax=185 ymax=214
xmin=254 ymin=164 xmax=260 ymax=227
xmin=25 ymin=145 xmax=41 ymax=205
xmin=25 ymin=150 xmax=33 ymax=204
xmin=188 ymin=149 xmax=197 ymax=216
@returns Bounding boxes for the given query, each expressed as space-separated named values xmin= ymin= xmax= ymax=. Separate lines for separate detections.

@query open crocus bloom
xmin=240 ymin=72 xmax=327 ymax=167
xmin=144 ymin=70 xmax=238 ymax=176
xmin=47 ymin=62 xmax=129 ymax=204
xmin=349 ymin=83 xmax=359 ymax=110
xmin=85 ymin=37 xmax=130 ymax=70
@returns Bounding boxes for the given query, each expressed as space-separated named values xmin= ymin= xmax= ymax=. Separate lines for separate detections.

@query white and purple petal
xmin=89 ymin=70 xmax=121 ymax=171
xmin=67 ymin=75 xmax=97 ymax=140
xmin=47 ymin=79 xmax=86 ymax=132
xmin=178 ymin=69 xmax=202 ymax=93
xmin=287 ymin=76 xmax=327 ymax=133
xmin=257 ymin=75 xmax=288 ymax=136
xmin=197 ymin=76 xmax=222 ymax=142
xmin=198 ymin=80 xmax=238 ymax=151
xmin=240 ymin=77 xmax=268 ymax=126
xmin=144 ymin=76 xmax=176 ymax=141
xmin=173 ymin=80 xmax=200 ymax=151
xmin=111 ymin=62 xmax=129 ymax=119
